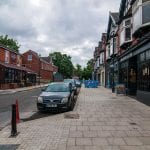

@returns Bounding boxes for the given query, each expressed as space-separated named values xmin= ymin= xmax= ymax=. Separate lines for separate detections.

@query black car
xmin=37 ymin=82 xmax=75 ymax=112
xmin=63 ymin=79 xmax=78 ymax=95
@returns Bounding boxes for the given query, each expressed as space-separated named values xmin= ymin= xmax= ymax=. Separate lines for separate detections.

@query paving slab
xmin=0 ymin=87 xmax=150 ymax=149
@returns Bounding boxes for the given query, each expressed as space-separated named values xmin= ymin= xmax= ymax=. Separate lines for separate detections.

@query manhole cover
xmin=0 ymin=144 xmax=20 ymax=150
xmin=129 ymin=122 xmax=137 ymax=125
xmin=64 ymin=113 xmax=79 ymax=119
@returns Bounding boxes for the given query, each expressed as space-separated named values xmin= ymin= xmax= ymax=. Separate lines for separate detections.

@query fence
xmin=84 ymin=80 xmax=99 ymax=88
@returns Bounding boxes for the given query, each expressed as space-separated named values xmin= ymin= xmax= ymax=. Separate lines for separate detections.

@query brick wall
xmin=22 ymin=50 xmax=54 ymax=81
xmin=22 ymin=51 xmax=40 ymax=74
xmin=0 ymin=47 xmax=22 ymax=65
xmin=0 ymin=48 xmax=5 ymax=62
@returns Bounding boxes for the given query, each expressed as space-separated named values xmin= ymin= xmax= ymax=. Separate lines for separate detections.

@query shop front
xmin=119 ymin=40 xmax=150 ymax=105
xmin=0 ymin=62 xmax=36 ymax=89
xmin=137 ymin=48 xmax=150 ymax=105
xmin=105 ymin=60 xmax=111 ymax=88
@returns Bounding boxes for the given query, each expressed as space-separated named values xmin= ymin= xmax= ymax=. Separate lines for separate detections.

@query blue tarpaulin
xmin=84 ymin=80 xmax=99 ymax=88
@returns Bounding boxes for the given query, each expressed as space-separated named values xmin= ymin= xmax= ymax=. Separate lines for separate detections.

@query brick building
xmin=92 ymin=0 xmax=150 ymax=105
xmin=0 ymin=46 xmax=36 ymax=89
xmin=22 ymin=50 xmax=58 ymax=83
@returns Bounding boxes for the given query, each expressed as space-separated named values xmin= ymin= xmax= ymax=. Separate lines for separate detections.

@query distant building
xmin=105 ymin=12 xmax=119 ymax=88
xmin=22 ymin=50 xmax=58 ymax=83
xmin=93 ymin=33 xmax=107 ymax=86
xmin=0 ymin=46 xmax=36 ymax=89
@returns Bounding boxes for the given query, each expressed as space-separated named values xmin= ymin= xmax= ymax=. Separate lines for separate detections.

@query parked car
xmin=37 ymin=82 xmax=75 ymax=112
xmin=63 ymin=79 xmax=78 ymax=95
xmin=75 ymin=79 xmax=82 ymax=88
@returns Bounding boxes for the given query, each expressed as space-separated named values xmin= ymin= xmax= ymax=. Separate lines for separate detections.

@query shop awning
xmin=0 ymin=61 xmax=37 ymax=75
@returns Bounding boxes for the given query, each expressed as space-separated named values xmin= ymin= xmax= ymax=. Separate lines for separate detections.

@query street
xmin=0 ymin=88 xmax=42 ymax=130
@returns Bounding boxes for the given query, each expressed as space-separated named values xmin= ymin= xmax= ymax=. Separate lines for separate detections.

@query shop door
xmin=128 ymin=56 xmax=137 ymax=95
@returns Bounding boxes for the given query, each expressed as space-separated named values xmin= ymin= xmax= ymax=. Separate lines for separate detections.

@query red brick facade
xmin=22 ymin=50 xmax=57 ymax=82
xmin=0 ymin=46 xmax=36 ymax=89
xmin=0 ymin=47 xmax=22 ymax=65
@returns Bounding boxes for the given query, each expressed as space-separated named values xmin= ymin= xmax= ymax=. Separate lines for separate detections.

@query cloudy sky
xmin=0 ymin=0 xmax=120 ymax=66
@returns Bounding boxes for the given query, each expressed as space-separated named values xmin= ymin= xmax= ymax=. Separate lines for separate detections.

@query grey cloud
xmin=0 ymin=0 xmax=120 ymax=66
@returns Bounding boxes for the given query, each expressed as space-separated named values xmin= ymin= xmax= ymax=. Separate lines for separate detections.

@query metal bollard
xmin=11 ymin=104 xmax=17 ymax=136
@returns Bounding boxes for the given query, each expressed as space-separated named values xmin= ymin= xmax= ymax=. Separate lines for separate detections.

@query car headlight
xmin=61 ymin=97 xmax=68 ymax=104
xmin=37 ymin=97 xmax=43 ymax=103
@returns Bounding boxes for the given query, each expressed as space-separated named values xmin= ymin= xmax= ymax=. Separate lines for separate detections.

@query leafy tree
xmin=82 ymin=59 xmax=93 ymax=80
xmin=50 ymin=52 xmax=74 ymax=78
xmin=0 ymin=35 xmax=20 ymax=52
xmin=73 ymin=64 xmax=82 ymax=79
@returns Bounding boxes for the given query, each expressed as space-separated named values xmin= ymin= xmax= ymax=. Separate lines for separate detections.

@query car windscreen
xmin=64 ymin=79 xmax=75 ymax=85
xmin=45 ymin=84 xmax=69 ymax=92
xmin=64 ymin=79 xmax=73 ymax=83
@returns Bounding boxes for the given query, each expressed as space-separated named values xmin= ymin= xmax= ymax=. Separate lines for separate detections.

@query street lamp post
xmin=38 ymin=54 xmax=41 ymax=85
xmin=112 ymin=32 xmax=115 ymax=93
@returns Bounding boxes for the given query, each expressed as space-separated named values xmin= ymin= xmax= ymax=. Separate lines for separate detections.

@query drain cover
xmin=0 ymin=144 xmax=20 ymax=150
xmin=64 ymin=113 xmax=79 ymax=119
xmin=129 ymin=122 xmax=137 ymax=125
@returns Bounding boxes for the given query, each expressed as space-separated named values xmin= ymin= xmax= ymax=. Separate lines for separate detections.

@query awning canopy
xmin=0 ymin=61 xmax=37 ymax=75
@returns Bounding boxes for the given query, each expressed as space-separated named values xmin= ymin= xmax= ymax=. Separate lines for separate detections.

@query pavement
xmin=0 ymin=84 xmax=49 ymax=95
xmin=0 ymin=87 xmax=150 ymax=150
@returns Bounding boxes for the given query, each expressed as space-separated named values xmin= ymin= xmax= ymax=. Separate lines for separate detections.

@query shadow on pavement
xmin=21 ymin=111 xmax=56 ymax=122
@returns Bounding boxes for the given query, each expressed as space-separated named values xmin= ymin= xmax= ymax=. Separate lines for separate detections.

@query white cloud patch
xmin=0 ymin=0 xmax=120 ymax=66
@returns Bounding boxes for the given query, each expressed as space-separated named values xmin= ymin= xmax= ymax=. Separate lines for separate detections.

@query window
xmin=132 ymin=7 xmax=141 ymax=32
xmin=124 ymin=19 xmax=132 ymax=41
xmin=140 ymin=52 xmax=145 ymax=61
xmin=142 ymin=0 xmax=149 ymax=3
xmin=142 ymin=3 xmax=150 ymax=24
xmin=146 ymin=50 xmax=150 ymax=60
xmin=125 ymin=28 xmax=131 ymax=41
xmin=138 ymin=62 xmax=150 ymax=92
xmin=132 ymin=1 xmax=150 ymax=32
xmin=28 ymin=55 xmax=32 ymax=61
xmin=5 ymin=50 xmax=9 ymax=63
xmin=120 ymin=19 xmax=132 ymax=45
xmin=106 ymin=45 xmax=110 ymax=59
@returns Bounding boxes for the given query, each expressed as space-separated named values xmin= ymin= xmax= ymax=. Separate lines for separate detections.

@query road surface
xmin=0 ymin=88 xmax=42 ymax=130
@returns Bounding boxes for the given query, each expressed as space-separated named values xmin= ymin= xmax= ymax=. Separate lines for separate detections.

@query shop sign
xmin=120 ymin=52 xmax=133 ymax=62
xmin=146 ymin=49 xmax=150 ymax=60
xmin=140 ymin=52 xmax=145 ymax=61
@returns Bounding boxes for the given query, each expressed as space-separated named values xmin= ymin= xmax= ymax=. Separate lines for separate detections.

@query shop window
xmin=146 ymin=50 xmax=150 ymax=60
xmin=138 ymin=61 xmax=150 ymax=92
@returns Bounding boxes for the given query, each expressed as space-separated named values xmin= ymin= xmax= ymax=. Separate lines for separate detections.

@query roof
xmin=0 ymin=61 xmax=37 ymax=74
xmin=41 ymin=57 xmax=52 ymax=63
xmin=106 ymin=12 xmax=119 ymax=41
xmin=110 ymin=12 xmax=119 ymax=23
xmin=0 ymin=45 xmax=21 ymax=56
xmin=119 ymin=0 xmax=126 ymax=21
xmin=23 ymin=50 xmax=39 ymax=58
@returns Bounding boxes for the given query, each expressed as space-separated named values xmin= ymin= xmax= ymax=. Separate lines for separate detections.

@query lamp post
xmin=112 ymin=32 xmax=115 ymax=93
xmin=38 ymin=54 xmax=41 ymax=85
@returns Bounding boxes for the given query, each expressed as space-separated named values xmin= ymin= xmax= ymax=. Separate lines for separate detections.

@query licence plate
xmin=46 ymin=104 xmax=57 ymax=107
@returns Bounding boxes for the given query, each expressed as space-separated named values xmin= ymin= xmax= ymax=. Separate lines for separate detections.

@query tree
xmin=50 ymin=52 xmax=74 ymax=78
xmin=82 ymin=59 xmax=93 ymax=80
xmin=73 ymin=64 xmax=82 ymax=79
xmin=0 ymin=35 xmax=20 ymax=52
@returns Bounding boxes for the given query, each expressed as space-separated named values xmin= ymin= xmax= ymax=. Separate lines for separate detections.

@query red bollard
xmin=16 ymin=100 xmax=20 ymax=123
